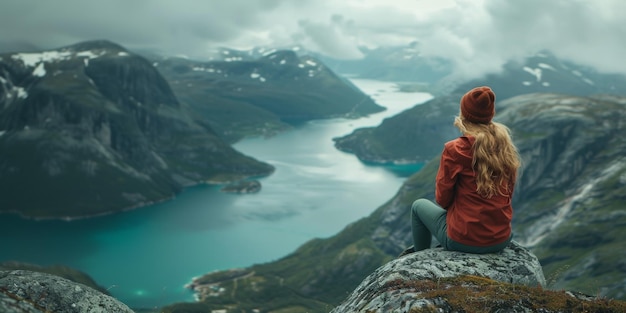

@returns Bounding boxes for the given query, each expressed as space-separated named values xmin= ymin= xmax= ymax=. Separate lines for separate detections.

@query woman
xmin=401 ymin=86 xmax=521 ymax=255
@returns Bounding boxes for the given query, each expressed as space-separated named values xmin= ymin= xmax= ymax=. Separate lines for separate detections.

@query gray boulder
xmin=0 ymin=270 xmax=134 ymax=313
xmin=330 ymin=241 xmax=546 ymax=313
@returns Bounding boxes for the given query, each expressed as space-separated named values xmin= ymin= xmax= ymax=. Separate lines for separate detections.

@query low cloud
xmin=1 ymin=0 xmax=624 ymax=79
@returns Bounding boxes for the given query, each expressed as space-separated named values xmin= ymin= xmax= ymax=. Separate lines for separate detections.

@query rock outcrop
xmin=330 ymin=241 xmax=546 ymax=313
xmin=0 ymin=270 xmax=134 ymax=313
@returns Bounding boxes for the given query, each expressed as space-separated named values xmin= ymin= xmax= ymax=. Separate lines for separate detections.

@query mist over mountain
xmin=333 ymin=50 xmax=626 ymax=164
xmin=184 ymin=44 xmax=452 ymax=85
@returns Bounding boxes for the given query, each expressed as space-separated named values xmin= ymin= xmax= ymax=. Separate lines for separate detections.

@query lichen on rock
xmin=330 ymin=241 xmax=546 ymax=313
xmin=0 ymin=270 xmax=134 ymax=313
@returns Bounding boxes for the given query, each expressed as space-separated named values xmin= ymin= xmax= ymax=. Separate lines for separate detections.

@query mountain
xmin=453 ymin=51 xmax=626 ymax=100
xmin=153 ymin=50 xmax=385 ymax=142
xmin=334 ymin=51 xmax=626 ymax=164
xmin=310 ymin=44 xmax=452 ymax=85
xmin=0 ymin=40 xmax=274 ymax=219
xmin=163 ymin=93 xmax=626 ymax=312
xmin=183 ymin=44 xmax=452 ymax=85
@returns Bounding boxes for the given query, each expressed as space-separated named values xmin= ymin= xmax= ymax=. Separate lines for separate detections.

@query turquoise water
xmin=0 ymin=79 xmax=432 ymax=309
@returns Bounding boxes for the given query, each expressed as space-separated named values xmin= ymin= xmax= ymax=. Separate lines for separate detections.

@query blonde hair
xmin=454 ymin=115 xmax=521 ymax=198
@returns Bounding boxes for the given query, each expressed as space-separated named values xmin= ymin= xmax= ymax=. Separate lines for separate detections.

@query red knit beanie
xmin=460 ymin=86 xmax=495 ymax=124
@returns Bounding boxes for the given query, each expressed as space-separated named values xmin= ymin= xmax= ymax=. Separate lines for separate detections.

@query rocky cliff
xmin=330 ymin=241 xmax=623 ymax=312
xmin=169 ymin=93 xmax=626 ymax=312
xmin=0 ymin=40 xmax=274 ymax=219
xmin=0 ymin=270 xmax=134 ymax=313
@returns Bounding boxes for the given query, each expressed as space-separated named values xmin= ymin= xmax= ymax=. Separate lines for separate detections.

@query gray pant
xmin=411 ymin=198 xmax=511 ymax=254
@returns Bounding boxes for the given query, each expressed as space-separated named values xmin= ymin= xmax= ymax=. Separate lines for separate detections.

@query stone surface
xmin=330 ymin=241 xmax=546 ymax=313
xmin=0 ymin=270 xmax=134 ymax=313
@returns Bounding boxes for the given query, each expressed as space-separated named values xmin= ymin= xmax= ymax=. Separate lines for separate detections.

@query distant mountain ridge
xmin=334 ymin=51 xmax=626 ymax=164
xmin=173 ymin=44 xmax=452 ymax=85
xmin=453 ymin=51 xmax=626 ymax=100
xmin=153 ymin=50 xmax=385 ymax=143
xmin=0 ymin=40 xmax=274 ymax=219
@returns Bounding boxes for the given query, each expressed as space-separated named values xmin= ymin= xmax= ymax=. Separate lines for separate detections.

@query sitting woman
xmin=401 ymin=86 xmax=521 ymax=255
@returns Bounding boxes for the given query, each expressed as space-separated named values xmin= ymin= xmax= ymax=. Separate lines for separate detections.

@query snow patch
xmin=542 ymin=82 xmax=550 ymax=87
xmin=298 ymin=64 xmax=305 ymax=68
xmin=250 ymin=73 xmax=260 ymax=79
xmin=522 ymin=81 xmax=532 ymax=86
xmin=537 ymin=63 xmax=556 ymax=71
xmin=12 ymin=49 xmax=106 ymax=68
xmin=305 ymin=60 xmax=317 ymax=67
xmin=280 ymin=59 xmax=286 ymax=65
xmin=523 ymin=66 xmax=542 ymax=82
xmin=33 ymin=63 xmax=46 ymax=77
xmin=572 ymin=70 xmax=583 ymax=77
xmin=16 ymin=87 xmax=28 ymax=99
xmin=12 ymin=51 xmax=72 ymax=67
xmin=259 ymin=77 xmax=266 ymax=82
xmin=0 ymin=76 xmax=6 ymax=84
xmin=118 ymin=52 xmax=129 ymax=56
xmin=263 ymin=49 xmax=277 ymax=57
xmin=75 ymin=50 xmax=103 ymax=59
xmin=84 ymin=58 xmax=89 ymax=67
xmin=0 ymin=131 xmax=5 ymax=137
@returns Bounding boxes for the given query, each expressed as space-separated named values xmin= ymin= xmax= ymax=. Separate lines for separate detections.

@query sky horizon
xmin=2 ymin=0 xmax=625 ymax=80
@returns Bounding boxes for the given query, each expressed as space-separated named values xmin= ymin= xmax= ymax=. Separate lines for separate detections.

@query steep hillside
xmin=154 ymin=50 xmax=385 ymax=142
xmin=165 ymin=93 xmax=626 ymax=312
xmin=0 ymin=40 xmax=274 ymax=219
xmin=334 ymin=52 xmax=626 ymax=163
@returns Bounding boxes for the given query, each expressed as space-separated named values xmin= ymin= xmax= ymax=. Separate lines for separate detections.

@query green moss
xmin=378 ymin=275 xmax=626 ymax=313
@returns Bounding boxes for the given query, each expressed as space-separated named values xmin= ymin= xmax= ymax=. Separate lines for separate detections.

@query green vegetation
xmin=401 ymin=275 xmax=626 ymax=313
xmin=334 ymin=94 xmax=462 ymax=163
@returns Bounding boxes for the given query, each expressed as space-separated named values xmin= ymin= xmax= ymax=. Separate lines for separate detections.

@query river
xmin=0 ymin=79 xmax=432 ymax=309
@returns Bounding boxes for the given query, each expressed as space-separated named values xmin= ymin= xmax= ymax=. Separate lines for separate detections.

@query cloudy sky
xmin=1 ymin=0 xmax=625 ymax=79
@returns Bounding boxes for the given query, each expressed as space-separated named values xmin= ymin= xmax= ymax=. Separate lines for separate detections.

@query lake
xmin=0 ymin=79 xmax=432 ymax=309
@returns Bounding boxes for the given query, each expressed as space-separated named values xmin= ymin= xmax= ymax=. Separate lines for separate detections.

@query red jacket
xmin=435 ymin=136 xmax=513 ymax=246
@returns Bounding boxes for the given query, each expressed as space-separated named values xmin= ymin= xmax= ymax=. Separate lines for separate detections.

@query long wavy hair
xmin=454 ymin=115 xmax=521 ymax=198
